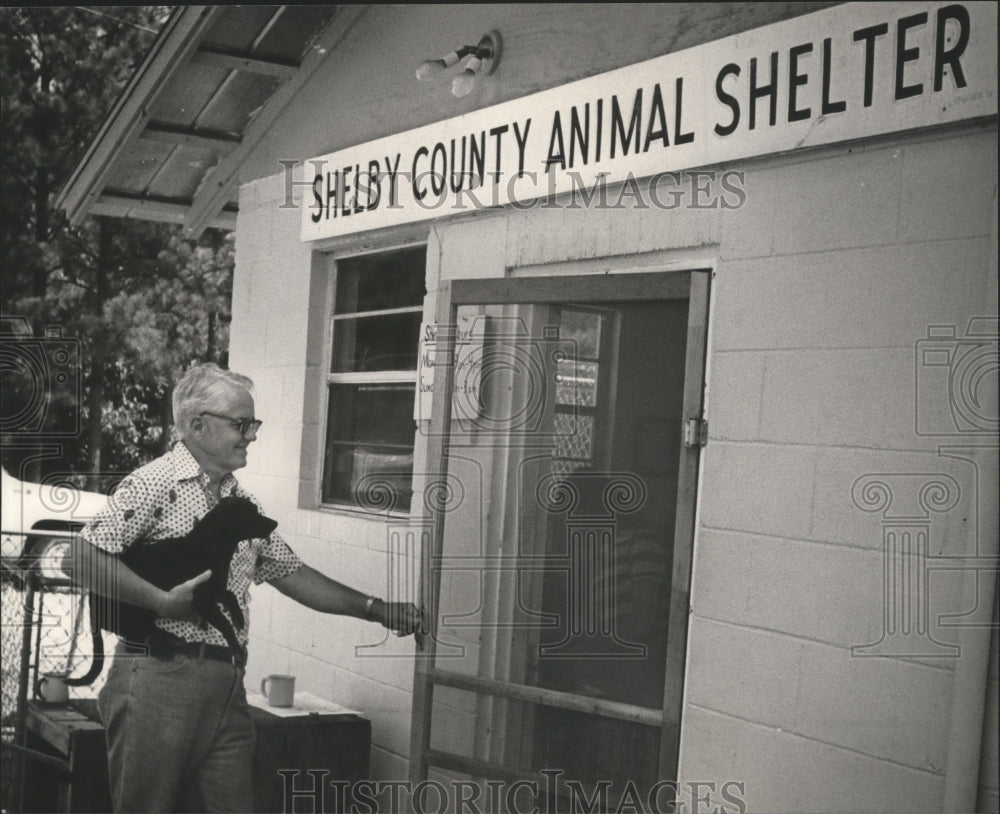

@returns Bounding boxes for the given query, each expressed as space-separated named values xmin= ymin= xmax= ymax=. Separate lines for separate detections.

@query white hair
xmin=172 ymin=363 xmax=254 ymax=439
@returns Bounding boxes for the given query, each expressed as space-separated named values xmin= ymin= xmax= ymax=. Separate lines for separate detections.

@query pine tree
xmin=1 ymin=7 xmax=234 ymax=490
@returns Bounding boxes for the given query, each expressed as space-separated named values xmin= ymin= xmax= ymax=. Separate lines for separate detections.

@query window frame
xmin=319 ymin=243 xmax=427 ymax=514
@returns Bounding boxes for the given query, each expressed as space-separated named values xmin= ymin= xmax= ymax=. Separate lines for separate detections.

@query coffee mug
xmin=36 ymin=672 xmax=70 ymax=704
xmin=260 ymin=674 xmax=295 ymax=707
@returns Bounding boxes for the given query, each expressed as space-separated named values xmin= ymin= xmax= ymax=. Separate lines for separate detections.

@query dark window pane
xmin=332 ymin=312 xmax=422 ymax=373
xmin=323 ymin=384 xmax=415 ymax=511
xmin=327 ymin=383 xmax=415 ymax=446
xmin=335 ymin=246 xmax=426 ymax=313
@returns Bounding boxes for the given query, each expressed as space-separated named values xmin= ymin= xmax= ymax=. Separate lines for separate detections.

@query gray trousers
xmin=97 ymin=642 xmax=256 ymax=813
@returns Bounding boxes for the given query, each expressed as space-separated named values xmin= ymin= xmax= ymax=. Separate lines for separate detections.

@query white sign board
xmin=301 ymin=1 xmax=997 ymax=241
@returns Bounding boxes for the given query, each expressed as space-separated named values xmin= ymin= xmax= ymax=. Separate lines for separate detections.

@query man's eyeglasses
xmin=200 ymin=412 xmax=263 ymax=436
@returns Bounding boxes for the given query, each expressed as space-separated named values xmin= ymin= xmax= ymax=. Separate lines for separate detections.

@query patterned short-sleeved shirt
xmin=82 ymin=442 xmax=301 ymax=646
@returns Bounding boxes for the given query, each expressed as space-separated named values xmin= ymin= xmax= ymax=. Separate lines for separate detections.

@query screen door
xmin=409 ymin=270 xmax=710 ymax=811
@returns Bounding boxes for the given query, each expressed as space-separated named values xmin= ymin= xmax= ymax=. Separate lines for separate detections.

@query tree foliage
xmin=1 ymin=7 xmax=235 ymax=490
xmin=1 ymin=7 xmax=163 ymax=289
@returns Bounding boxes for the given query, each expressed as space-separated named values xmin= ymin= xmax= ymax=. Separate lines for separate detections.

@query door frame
xmin=409 ymin=268 xmax=712 ymax=798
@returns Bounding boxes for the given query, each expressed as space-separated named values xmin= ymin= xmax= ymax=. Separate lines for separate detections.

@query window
xmin=322 ymin=246 xmax=426 ymax=512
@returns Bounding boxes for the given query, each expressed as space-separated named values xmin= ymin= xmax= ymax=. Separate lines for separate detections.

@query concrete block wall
xmin=229 ymin=172 xmax=421 ymax=781
xmin=419 ymin=124 xmax=999 ymax=811
xmin=685 ymin=124 xmax=999 ymax=813
xmin=224 ymin=7 xmax=996 ymax=799
xmin=229 ymin=115 xmax=998 ymax=807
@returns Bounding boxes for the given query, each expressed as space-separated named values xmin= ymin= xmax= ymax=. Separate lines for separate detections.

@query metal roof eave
xmin=180 ymin=5 xmax=369 ymax=237
xmin=55 ymin=5 xmax=367 ymax=239
xmin=55 ymin=6 xmax=226 ymax=228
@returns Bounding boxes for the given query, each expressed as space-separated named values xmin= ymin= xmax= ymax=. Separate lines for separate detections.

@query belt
xmin=125 ymin=637 xmax=247 ymax=668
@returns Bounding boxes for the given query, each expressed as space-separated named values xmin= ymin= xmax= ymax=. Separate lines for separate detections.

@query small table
xmin=22 ymin=700 xmax=109 ymax=814
xmin=22 ymin=695 xmax=371 ymax=813
xmin=247 ymin=692 xmax=371 ymax=813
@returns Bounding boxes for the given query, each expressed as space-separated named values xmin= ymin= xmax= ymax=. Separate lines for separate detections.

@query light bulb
xmin=451 ymin=55 xmax=483 ymax=97
xmin=415 ymin=49 xmax=464 ymax=81
xmin=416 ymin=59 xmax=446 ymax=80
xmin=452 ymin=69 xmax=476 ymax=97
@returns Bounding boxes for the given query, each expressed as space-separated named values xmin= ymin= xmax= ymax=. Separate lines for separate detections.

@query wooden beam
xmin=425 ymin=667 xmax=664 ymax=726
xmin=184 ymin=6 xmax=372 ymax=238
xmin=142 ymin=121 xmax=242 ymax=152
xmin=658 ymin=269 xmax=711 ymax=783
xmin=191 ymin=45 xmax=298 ymax=80
xmin=207 ymin=210 xmax=237 ymax=231
xmin=55 ymin=7 xmax=227 ymax=226
xmin=94 ymin=192 xmax=236 ymax=231
xmin=95 ymin=193 xmax=187 ymax=220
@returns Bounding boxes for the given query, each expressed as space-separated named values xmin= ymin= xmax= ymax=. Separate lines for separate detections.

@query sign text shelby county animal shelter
xmin=300 ymin=1 xmax=997 ymax=241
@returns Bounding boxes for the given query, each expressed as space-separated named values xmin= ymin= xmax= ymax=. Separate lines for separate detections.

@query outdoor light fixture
xmin=415 ymin=31 xmax=501 ymax=98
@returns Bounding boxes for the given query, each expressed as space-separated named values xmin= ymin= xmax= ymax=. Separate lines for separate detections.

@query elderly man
xmin=72 ymin=363 xmax=421 ymax=813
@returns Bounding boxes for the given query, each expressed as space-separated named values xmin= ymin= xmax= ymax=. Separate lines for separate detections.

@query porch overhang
xmin=55 ymin=5 xmax=358 ymax=237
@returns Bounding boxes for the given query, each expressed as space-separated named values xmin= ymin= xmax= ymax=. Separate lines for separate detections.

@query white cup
xmin=260 ymin=674 xmax=295 ymax=707
xmin=36 ymin=672 xmax=70 ymax=704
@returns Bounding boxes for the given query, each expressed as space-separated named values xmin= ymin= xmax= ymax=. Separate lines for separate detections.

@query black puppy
xmin=66 ymin=496 xmax=278 ymax=685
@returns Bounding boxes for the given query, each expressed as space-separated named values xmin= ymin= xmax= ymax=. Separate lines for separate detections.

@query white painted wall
xmin=223 ymin=3 xmax=998 ymax=809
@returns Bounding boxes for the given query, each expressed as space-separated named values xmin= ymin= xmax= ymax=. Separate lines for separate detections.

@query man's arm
xmin=271 ymin=564 xmax=422 ymax=635
xmin=69 ymin=537 xmax=208 ymax=622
